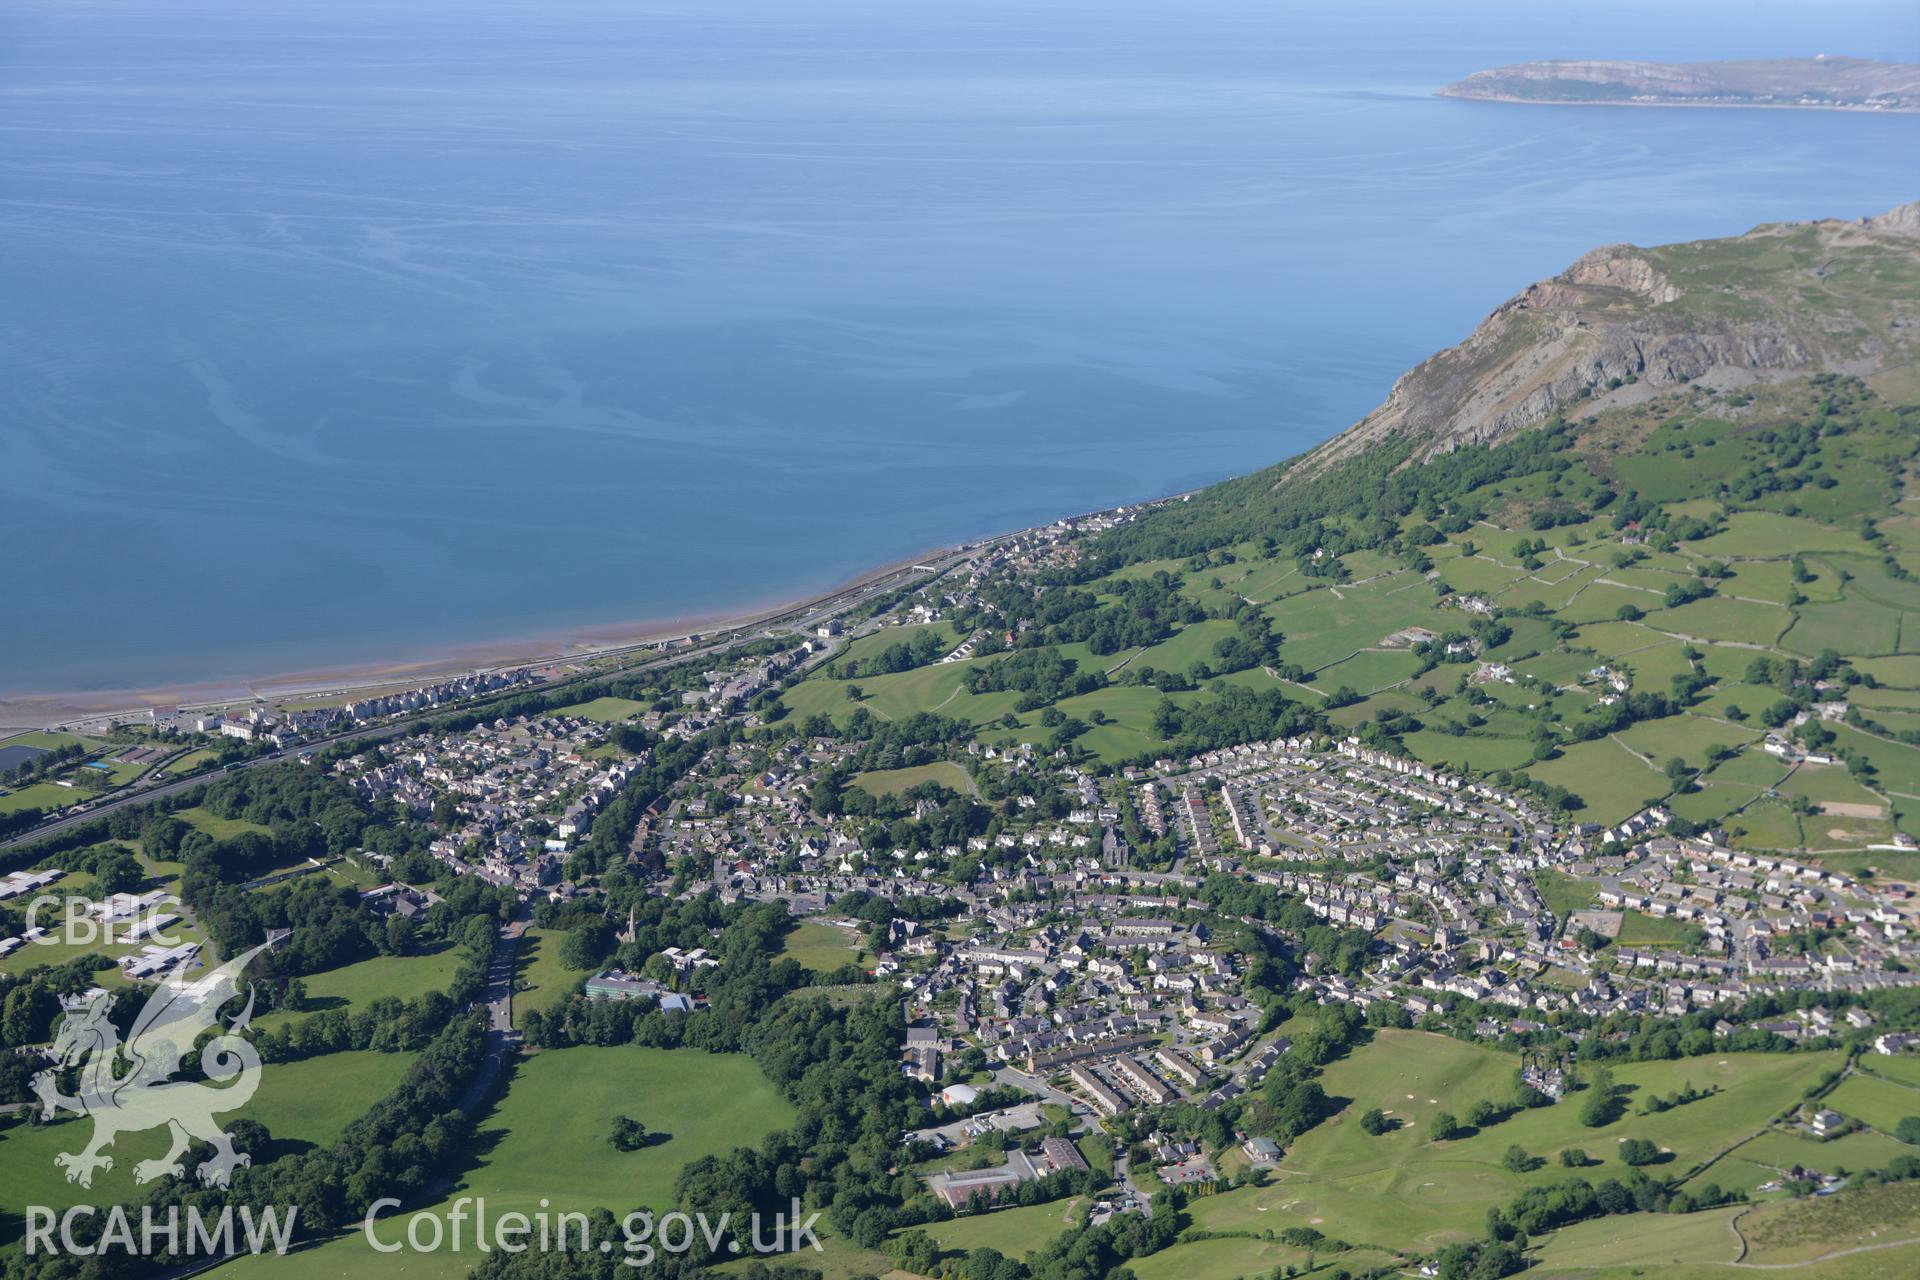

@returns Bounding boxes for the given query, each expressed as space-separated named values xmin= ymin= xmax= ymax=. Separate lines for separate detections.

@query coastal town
xmin=5 ymin=10 xmax=1919 ymax=1277
xmin=242 ymin=539 xmax=1920 ymax=1205
xmin=9 ymin=468 xmax=1920 ymax=1232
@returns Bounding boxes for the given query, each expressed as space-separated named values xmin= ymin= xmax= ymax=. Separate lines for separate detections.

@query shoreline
xmin=2 ymin=482 xmax=1188 ymax=733
xmin=0 ymin=541 xmax=969 ymax=733
xmin=1435 ymin=90 xmax=1919 ymax=113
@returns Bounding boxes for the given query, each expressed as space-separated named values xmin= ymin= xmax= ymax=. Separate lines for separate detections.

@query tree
xmin=608 ymin=1115 xmax=649 ymax=1151
xmin=559 ymin=921 xmax=612 ymax=971
xmin=1559 ymin=1148 xmax=1590 ymax=1168
xmin=1619 ymin=1137 xmax=1661 ymax=1166
xmin=1 ymin=983 xmax=60 ymax=1048
xmin=1430 ymin=1111 xmax=1463 ymax=1141
xmin=892 ymin=1229 xmax=939 ymax=1276
xmin=1359 ymin=1108 xmax=1391 ymax=1136
xmin=1896 ymin=1116 xmax=1920 ymax=1146
xmin=90 ymin=847 xmax=145 ymax=896
xmin=1580 ymin=1067 xmax=1620 ymax=1128
xmin=1466 ymin=1099 xmax=1500 ymax=1130
xmin=1502 ymin=1144 xmax=1540 ymax=1173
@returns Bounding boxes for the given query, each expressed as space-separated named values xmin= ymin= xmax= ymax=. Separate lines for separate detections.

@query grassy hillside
xmin=782 ymin=369 xmax=1920 ymax=865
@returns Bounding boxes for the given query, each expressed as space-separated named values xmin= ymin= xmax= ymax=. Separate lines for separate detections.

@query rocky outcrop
xmin=1438 ymin=57 xmax=1920 ymax=112
xmin=1299 ymin=203 xmax=1920 ymax=474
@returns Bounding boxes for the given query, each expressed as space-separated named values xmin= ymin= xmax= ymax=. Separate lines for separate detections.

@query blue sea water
xmin=1 ymin=0 xmax=1915 ymax=694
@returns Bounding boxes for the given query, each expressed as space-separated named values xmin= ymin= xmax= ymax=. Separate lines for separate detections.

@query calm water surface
xmin=1 ymin=0 xmax=1915 ymax=692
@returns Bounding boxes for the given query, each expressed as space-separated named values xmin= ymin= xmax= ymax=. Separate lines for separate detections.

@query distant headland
xmin=1439 ymin=55 xmax=1920 ymax=112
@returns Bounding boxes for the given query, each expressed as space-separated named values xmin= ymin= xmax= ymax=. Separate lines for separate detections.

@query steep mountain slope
xmin=1302 ymin=204 xmax=1920 ymax=474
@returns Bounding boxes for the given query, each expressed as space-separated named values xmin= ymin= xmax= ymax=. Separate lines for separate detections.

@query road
xmin=1113 ymin=1150 xmax=1153 ymax=1203
xmin=455 ymin=916 xmax=528 ymax=1116
xmin=992 ymin=1065 xmax=1087 ymax=1115
xmin=1 ymin=545 xmax=980 ymax=854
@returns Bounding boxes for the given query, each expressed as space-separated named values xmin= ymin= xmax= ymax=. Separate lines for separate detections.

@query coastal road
xmin=0 ymin=720 xmax=413 ymax=852
xmin=0 ymin=545 xmax=982 ymax=853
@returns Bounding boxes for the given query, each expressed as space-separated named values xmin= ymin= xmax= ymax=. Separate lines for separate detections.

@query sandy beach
xmin=0 ymin=541 xmax=961 ymax=733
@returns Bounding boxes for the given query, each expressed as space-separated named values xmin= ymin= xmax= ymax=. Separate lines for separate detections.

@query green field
xmin=1182 ymin=1031 xmax=1840 ymax=1255
xmin=1536 ymin=871 xmax=1597 ymax=921
xmin=1861 ymin=1055 xmax=1920 ymax=1090
xmin=1531 ymin=1207 xmax=1741 ymax=1270
xmin=1788 ymin=599 xmax=1903 ymax=658
xmin=0 ymin=781 xmax=83 ymax=816
xmin=1615 ymin=909 xmax=1702 ymax=947
xmin=1650 ymin=596 xmax=1792 ymax=647
xmin=1125 ymin=1237 xmax=1392 ymax=1280
xmin=780 ymin=920 xmax=865 ymax=972
xmin=443 ymin=1047 xmax=792 ymax=1216
xmin=219 ymin=1048 xmax=794 ymax=1279
xmin=1314 ymin=649 xmax=1426 ymax=696
xmin=1688 ymin=512 xmax=1875 ymax=559
xmin=256 ymin=947 xmax=467 ymax=1033
xmin=828 ymin=622 xmax=959 ymax=673
xmin=0 ymin=1051 xmax=416 ymax=1246
xmin=917 ymin=1197 xmax=1084 ymax=1259
xmin=849 ymin=761 xmax=975 ymax=798
xmin=1738 ymin=1180 xmax=1920 ymax=1263
xmin=1524 ymin=739 xmax=1667 ymax=824
xmin=555 ymin=696 xmax=651 ymax=723
xmin=713 ymin=1227 xmax=896 ymax=1280
xmin=782 ymin=657 xmax=1022 ymax=730
xmin=1268 ymin=579 xmax=1455 ymax=673
xmin=1615 ymin=714 xmax=1758 ymax=765
xmin=1729 ymin=1125 xmax=1913 ymax=1181
xmin=161 ymin=747 xmax=217 ymax=777
xmin=1823 ymin=1071 xmax=1920 ymax=1135
xmin=177 ymin=806 xmax=274 ymax=839
xmin=1039 ymin=687 xmax=1183 ymax=762
xmin=511 ymin=928 xmax=579 ymax=1028
xmin=1122 ymin=619 xmax=1238 ymax=675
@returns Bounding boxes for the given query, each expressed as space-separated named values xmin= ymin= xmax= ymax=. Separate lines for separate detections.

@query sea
xmin=2 ymin=0 xmax=1915 ymax=696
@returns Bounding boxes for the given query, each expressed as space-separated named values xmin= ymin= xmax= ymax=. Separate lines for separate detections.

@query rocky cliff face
xmin=1301 ymin=204 xmax=1920 ymax=473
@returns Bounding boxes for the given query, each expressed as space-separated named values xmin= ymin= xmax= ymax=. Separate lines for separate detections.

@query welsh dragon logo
xmin=31 ymin=941 xmax=271 ymax=1189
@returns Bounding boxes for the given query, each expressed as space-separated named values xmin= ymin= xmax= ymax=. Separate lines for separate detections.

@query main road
xmin=0 ymin=543 xmax=980 ymax=853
